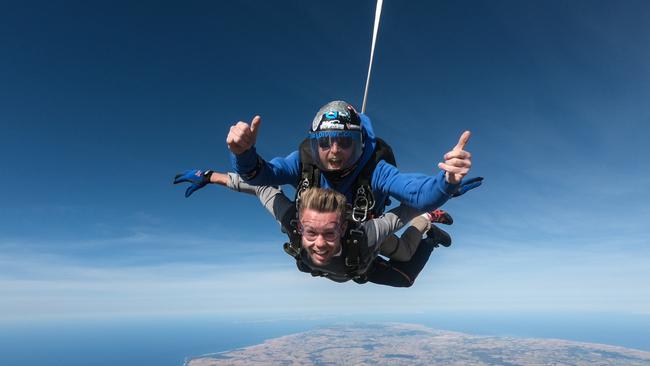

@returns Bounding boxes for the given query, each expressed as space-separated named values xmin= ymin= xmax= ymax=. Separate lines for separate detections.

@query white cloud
xmin=2 ymin=198 xmax=649 ymax=321
xmin=2 ymin=232 xmax=649 ymax=322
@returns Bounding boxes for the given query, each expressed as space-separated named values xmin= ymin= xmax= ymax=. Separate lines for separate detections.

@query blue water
xmin=389 ymin=312 xmax=650 ymax=352
xmin=1 ymin=312 xmax=648 ymax=366
xmin=0 ymin=316 xmax=321 ymax=366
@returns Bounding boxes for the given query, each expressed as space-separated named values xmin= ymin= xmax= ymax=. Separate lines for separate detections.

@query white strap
xmin=361 ymin=0 xmax=384 ymax=114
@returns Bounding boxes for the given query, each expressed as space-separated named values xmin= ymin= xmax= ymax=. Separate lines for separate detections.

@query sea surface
xmin=1 ymin=312 xmax=648 ymax=366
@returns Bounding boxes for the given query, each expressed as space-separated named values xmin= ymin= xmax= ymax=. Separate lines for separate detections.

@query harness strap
xmin=286 ymin=137 xmax=397 ymax=279
xmin=280 ymin=206 xmax=302 ymax=260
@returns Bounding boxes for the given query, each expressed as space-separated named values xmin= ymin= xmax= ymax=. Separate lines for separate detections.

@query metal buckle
xmin=345 ymin=256 xmax=360 ymax=267
xmin=349 ymin=228 xmax=364 ymax=238
xmin=352 ymin=186 xmax=375 ymax=222
xmin=283 ymin=242 xmax=300 ymax=258
xmin=295 ymin=178 xmax=310 ymax=209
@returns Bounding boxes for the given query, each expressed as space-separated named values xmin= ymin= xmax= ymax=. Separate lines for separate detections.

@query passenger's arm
xmin=224 ymin=173 xmax=293 ymax=222
xmin=173 ymin=168 xmax=293 ymax=221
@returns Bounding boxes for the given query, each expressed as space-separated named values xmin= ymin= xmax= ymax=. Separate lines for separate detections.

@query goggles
xmin=300 ymin=225 xmax=341 ymax=243
xmin=317 ymin=136 xmax=355 ymax=150
xmin=310 ymin=131 xmax=362 ymax=150
xmin=308 ymin=130 xmax=363 ymax=171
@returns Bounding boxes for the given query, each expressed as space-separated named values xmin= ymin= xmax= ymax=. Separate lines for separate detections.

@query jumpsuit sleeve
xmin=372 ymin=160 xmax=459 ymax=212
xmin=229 ymin=148 xmax=301 ymax=187
xmin=226 ymin=172 xmax=293 ymax=223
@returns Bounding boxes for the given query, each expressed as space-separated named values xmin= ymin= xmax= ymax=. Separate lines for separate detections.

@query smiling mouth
xmin=312 ymin=248 xmax=329 ymax=260
xmin=328 ymin=158 xmax=342 ymax=166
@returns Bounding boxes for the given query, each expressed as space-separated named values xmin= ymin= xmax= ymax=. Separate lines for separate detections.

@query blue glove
xmin=173 ymin=169 xmax=214 ymax=198
xmin=452 ymin=176 xmax=484 ymax=197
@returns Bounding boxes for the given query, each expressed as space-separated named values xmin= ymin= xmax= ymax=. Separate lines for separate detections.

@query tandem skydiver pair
xmin=174 ymin=101 xmax=482 ymax=286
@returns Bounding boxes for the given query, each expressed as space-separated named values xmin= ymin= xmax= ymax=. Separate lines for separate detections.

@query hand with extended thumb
xmin=438 ymin=131 xmax=472 ymax=185
xmin=226 ymin=116 xmax=262 ymax=155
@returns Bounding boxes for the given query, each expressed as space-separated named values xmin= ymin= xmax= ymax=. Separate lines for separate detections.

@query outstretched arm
xmin=373 ymin=131 xmax=479 ymax=211
xmin=373 ymin=166 xmax=456 ymax=212
xmin=225 ymin=172 xmax=293 ymax=222
xmin=174 ymin=169 xmax=292 ymax=223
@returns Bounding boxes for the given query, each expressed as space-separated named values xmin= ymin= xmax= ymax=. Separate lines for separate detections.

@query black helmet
xmin=309 ymin=101 xmax=364 ymax=171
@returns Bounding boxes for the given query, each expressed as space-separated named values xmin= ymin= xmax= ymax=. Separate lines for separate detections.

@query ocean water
xmin=0 ymin=316 xmax=321 ymax=366
xmin=390 ymin=312 xmax=650 ymax=352
xmin=1 ymin=312 xmax=648 ymax=366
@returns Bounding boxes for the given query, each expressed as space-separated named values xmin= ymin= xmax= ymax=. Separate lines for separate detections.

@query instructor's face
xmin=300 ymin=209 xmax=343 ymax=266
xmin=317 ymin=140 xmax=354 ymax=171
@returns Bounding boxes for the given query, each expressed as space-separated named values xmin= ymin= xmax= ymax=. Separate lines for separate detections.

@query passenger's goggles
xmin=299 ymin=223 xmax=342 ymax=242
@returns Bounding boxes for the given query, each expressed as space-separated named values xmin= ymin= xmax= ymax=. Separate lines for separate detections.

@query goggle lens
xmin=317 ymin=136 xmax=354 ymax=150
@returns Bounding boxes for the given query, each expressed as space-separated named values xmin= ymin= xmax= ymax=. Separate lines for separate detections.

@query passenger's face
xmin=300 ymin=209 xmax=344 ymax=265
xmin=317 ymin=140 xmax=354 ymax=171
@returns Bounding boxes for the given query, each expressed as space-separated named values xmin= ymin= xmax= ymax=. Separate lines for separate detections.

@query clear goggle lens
xmin=317 ymin=136 xmax=355 ymax=150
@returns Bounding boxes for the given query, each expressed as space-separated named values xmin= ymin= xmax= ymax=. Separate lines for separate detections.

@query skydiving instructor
xmin=226 ymin=101 xmax=475 ymax=211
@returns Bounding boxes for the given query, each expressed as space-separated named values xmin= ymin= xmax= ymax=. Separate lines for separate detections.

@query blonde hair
xmin=298 ymin=187 xmax=347 ymax=221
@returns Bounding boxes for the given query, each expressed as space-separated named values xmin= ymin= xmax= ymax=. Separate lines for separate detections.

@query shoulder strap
xmin=280 ymin=205 xmax=302 ymax=260
xmin=350 ymin=138 xmax=397 ymax=221
xmin=295 ymin=138 xmax=321 ymax=208
xmin=375 ymin=138 xmax=396 ymax=166
xmin=282 ymin=139 xmax=320 ymax=265
xmin=286 ymin=137 xmax=397 ymax=277
xmin=341 ymin=221 xmax=374 ymax=280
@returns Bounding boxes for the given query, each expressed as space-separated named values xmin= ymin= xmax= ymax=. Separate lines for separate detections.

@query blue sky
xmin=1 ymin=0 xmax=649 ymax=321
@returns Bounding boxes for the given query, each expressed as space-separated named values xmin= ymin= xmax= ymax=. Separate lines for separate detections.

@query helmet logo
xmin=319 ymin=120 xmax=345 ymax=130
xmin=311 ymin=103 xmax=359 ymax=132
xmin=325 ymin=111 xmax=339 ymax=119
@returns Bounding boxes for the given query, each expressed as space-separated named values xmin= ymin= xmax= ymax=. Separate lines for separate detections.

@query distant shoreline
xmin=184 ymin=322 xmax=650 ymax=366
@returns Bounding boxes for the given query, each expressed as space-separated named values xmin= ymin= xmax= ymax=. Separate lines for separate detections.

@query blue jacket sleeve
xmin=229 ymin=147 xmax=301 ymax=187
xmin=371 ymin=160 xmax=459 ymax=212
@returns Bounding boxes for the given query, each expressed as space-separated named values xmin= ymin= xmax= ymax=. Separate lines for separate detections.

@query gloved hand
xmin=173 ymin=169 xmax=214 ymax=198
xmin=452 ymin=176 xmax=484 ymax=197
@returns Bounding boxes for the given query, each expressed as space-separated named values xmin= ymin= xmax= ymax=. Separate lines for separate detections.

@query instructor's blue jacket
xmin=230 ymin=114 xmax=459 ymax=212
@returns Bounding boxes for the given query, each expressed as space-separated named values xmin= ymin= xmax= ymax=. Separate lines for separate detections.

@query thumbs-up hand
xmin=226 ymin=116 xmax=262 ymax=155
xmin=438 ymin=131 xmax=472 ymax=185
